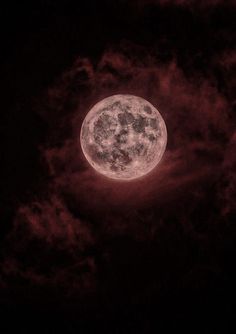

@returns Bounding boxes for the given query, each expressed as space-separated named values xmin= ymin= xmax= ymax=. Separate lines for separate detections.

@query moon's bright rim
xmin=80 ymin=94 xmax=167 ymax=180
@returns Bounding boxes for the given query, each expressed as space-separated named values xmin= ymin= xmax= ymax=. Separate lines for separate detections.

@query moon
xmin=80 ymin=94 xmax=167 ymax=180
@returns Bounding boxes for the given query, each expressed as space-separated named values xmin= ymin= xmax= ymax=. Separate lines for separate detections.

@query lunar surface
xmin=80 ymin=95 xmax=167 ymax=180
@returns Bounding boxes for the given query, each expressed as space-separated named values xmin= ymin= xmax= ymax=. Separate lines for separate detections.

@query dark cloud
xmin=1 ymin=1 xmax=235 ymax=332
xmin=2 ymin=195 xmax=96 ymax=297
xmin=1 ymin=39 xmax=234 ymax=302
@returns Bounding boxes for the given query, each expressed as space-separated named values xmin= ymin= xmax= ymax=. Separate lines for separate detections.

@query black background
xmin=1 ymin=1 xmax=236 ymax=333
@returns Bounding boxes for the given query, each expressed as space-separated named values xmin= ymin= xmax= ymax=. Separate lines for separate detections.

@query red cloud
xmin=2 ymin=41 xmax=234 ymax=296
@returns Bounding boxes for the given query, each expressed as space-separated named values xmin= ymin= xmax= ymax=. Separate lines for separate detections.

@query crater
xmin=132 ymin=116 xmax=147 ymax=133
xmin=144 ymin=105 xmax=152 ymax=114
xmin=118 ymin=111 xmax=135 ymax=126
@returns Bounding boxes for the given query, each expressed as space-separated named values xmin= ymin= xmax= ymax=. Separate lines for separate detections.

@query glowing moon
xmin=80 ymin=95 xmax=167 ymax=180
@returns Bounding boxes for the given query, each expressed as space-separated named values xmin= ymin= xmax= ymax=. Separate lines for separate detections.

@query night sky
xmin=1 ymin=1 xmax=236 ymax=333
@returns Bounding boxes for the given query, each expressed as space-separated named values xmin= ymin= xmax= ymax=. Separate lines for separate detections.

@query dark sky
xmin=1 ymin=1 xmax=236 ymax=333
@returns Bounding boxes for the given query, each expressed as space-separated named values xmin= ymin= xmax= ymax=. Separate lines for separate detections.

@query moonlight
xmin=80 ymin=95 xmax=167 ymax=180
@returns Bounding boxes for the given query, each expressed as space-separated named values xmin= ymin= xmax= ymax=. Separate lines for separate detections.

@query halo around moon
xmin=80 ymin=94 xmax=167 ymax=180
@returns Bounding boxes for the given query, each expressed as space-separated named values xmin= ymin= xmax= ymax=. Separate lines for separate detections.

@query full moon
xmin=80 ymin=95 xmax=167 ymax=180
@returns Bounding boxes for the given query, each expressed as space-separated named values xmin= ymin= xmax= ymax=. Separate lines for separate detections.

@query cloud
xmin=2 ymin=41 xmax=234 ymax=296
xmin=42 ymin=43 xmax=231 ymax=211
xmin=2 ymin=195 xmax=96 ymax=296
xmin=16 ymin=195 xmax=93 ymax=249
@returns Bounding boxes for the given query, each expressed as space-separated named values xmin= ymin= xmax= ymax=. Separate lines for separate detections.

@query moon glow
xmin=80 ymin=95 xmax=167 ymax=180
